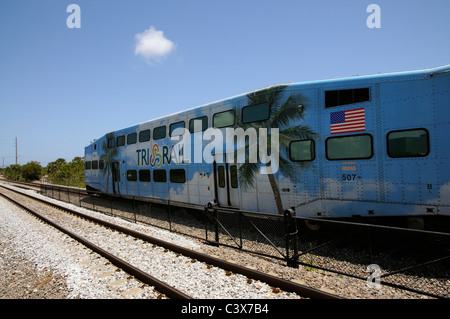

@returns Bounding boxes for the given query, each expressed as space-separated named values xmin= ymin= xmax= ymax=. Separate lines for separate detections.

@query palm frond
xmin=280 ymin=125 xmax=317 ymax=140
xmin=238 ymin=161 xmax=259 ymax=190
xmin=247 ymin=85 xmax=288 ymax=107
xmin=270 ymin=93 xmax=308 ymax=128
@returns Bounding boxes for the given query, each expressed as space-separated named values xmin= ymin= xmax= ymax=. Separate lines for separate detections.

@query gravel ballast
xmin=0 ymin=183 xmax=437 ymax=299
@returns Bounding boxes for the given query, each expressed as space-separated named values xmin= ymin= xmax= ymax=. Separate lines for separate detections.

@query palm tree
xmin=237 ymin=85 xmax=317 ymax=214
xmin=100 ymin=132 xmax=119 ymax=193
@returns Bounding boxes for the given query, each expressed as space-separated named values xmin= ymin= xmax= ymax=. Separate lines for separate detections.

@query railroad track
xmin=0 ymin=184 xmax=189 ymax=299
xmin=0 ymin=183 xmax=341 ymax=300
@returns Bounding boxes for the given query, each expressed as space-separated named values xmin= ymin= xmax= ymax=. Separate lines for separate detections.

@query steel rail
xmin=0 ymin=184 xmax=342 ymax=299
xmin=0 ymin=188 xmax=192 ymax=300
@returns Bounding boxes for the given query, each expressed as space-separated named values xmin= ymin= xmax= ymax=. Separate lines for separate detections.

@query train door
xmin=112 ymin=161 xmax=120 ymax=194
xmin=214 ymin=153 xmax=240 ymax=208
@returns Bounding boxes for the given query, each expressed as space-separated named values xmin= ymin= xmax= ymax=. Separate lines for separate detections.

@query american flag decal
xmin=330 ymin=108 xmax=365 ymax=134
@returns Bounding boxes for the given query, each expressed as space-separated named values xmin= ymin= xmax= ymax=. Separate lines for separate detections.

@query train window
xmin=218 ymin=166 xmax=225 ymax=188
xmin=213 ymin=109 xmax=235 ymax=128
xmin=230 ymin=165 xmax=238 ymax=188
xmin=170 ymin=121 xmax=185 ymax=137
xmin=289 ymin=140 xmax=315 ymax=161
xmin=242 ymin=102 xmax=270 ymax=124
xmin=92 ymin=160 xmax=98 ymax=169
xmin=107 ymin=138 xmax=115 ymax=148
xmin=139 ymin=129 xmax=151 ymax=142
xmin=127 ymin=133 xmax=137 ymax=145
xmin=387 ymin=129 xmax=429 ymax=158
xmin=153 ymin=126 xmax=166 ymax=140
xmin=116 ymin=136 xmax=125 ymax=147
xmin=189 ymin=116 xmax=208 ymax=133
xmin=99 ymin=160 xmax=104 ymax=170
xmin=127 ymin=170 xmax=137 ymax=182
xmin=153 ymin=169 xmax=167 ymax=182
xmin=170 ymin=169 xmax=186 ymax=183
xmin=85 ymin=161 xmax=91 ymax=170
xmin=139 ymin=170 xmax=151 ymax=182
xmin=325 ymin=88 xmax=370 ymax=108
xmin=326 ymin=134 xmax=373 ymax=160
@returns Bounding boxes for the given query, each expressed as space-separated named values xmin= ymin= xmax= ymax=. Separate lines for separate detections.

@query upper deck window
xmin=189 ymin=116 xmax=208 ymax=133
xmin=127 ymin=133 xmax=137 ymax=145
xmin=170 ymin=121 xmax=185 ymax=137
xmin=139 ymin=129 xmax=150 ymax=142
xmin=107 ymin=138 xmax=115 ymax=148
xmin=153 ymin=126 xmax=166 ymax=140
xmin=116 ymin=136 xmax=125 ymax=147
xmin=242 ymin=102 xmax=270 ymax=124
xmin=213 ymin=109 xmax=235 ymax=128
xmin=325 ymin=88 xmax=370 ymax=108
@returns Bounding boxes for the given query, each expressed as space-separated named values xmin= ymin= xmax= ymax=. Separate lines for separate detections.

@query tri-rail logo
xmin=136 ymin=122 xmax=280 ymax=174
xmin=136 ymin=144 xmax=176 ymax=168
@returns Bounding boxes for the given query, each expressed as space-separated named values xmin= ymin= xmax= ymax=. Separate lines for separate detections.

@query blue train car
xmin=85 ymin=64 xmax=450 ymax=226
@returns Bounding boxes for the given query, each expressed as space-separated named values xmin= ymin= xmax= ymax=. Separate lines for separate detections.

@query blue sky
xmin=0 ymin=0 xmax=449 ymax=167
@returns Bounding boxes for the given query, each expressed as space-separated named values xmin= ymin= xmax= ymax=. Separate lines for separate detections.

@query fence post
xmin=204 ymin=206 xmax=209 ymax=241
xmin=167 ymin=200 xmax=172 ymax=232
xmin=205 ymin=201 xmax=220 ymax=246
xmin=214 ymin=207 xmax=219 ymax=244
xmin=284 ymin=208 xmax=299 ymax=268
xmin=239 ymin=211 xmax=243 ymax=249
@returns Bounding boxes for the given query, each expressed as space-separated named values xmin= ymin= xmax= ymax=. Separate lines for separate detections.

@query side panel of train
xmin=84 ymin=65 xmax=450 ymax=219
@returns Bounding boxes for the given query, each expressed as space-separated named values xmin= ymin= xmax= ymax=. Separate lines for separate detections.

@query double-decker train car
xmin=85 ymin=64 xmax=450 ymax=227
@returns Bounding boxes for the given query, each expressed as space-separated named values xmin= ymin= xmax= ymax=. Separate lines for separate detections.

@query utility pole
xmin=15 ymin=137 xmax=18 ymax=165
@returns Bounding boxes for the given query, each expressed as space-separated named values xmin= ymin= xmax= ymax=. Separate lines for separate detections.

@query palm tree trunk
xmin=267 ymin=173 xmax=284 ymax=215
xmin=106 ymin=168 xmax=110 ymax=193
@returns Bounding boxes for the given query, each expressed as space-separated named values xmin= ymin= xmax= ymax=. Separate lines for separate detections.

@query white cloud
xmin=134 ymin=26 xmax=175 ymax=63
